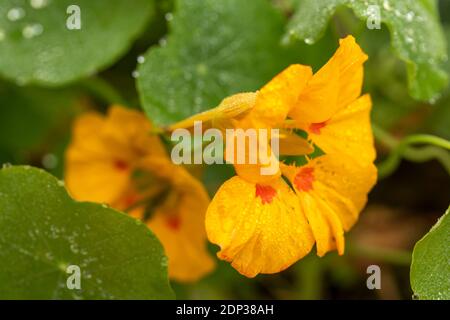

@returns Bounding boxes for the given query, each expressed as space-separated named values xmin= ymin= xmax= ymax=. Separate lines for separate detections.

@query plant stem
xmin=373 ymin=124 xmax=450 ymax=178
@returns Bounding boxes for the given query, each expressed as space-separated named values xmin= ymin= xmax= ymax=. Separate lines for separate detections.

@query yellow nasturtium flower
xmin=65 ymin=106 xmax=215 ymax=282
xmin=170 ymin=35 xmax=377 ymax=277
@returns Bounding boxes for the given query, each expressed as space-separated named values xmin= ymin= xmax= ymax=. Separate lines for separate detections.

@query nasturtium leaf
xmin=410 ymin=206 xmax=450 ymax=300
xmin=0 ymin=0 xmax=154 ymax=86
xmin=138 ymin=0 xmax=302 ymax=126
xmin=284 ymin=0 xmax=448 ymax=102
xmin=0 ymin=166 xmax=174 ymax=299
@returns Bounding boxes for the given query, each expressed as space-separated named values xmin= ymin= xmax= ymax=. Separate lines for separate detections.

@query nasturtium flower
xmin=170 ymin=35 xmax=377 ymax=277
xmin=65 ymin=106 xmax=215 ymax=282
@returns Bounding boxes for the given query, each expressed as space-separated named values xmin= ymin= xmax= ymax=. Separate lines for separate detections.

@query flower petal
xmin=282 ymin=154 xmax=377 ymax=256
xmin=147 ymin=170 xmax=215 ymax=282
xmin=242 ymin=64 xmax=312 ymax=129
xmin=278 ymin=130 xmax=314 ymax=156
xmin=334 ymin=36 xmax=368 ymax=109
xmin=289 ymin=35 xmax=368 ymax=124
xmin=308 ymin=94 xmax=376 ymax=164
xmin=65 ymin=112 xmax=130 ymax=203
xmin=298 ymin=191 xmax=345 ymax=256
xmin=289 ymin=56 xmax=340 ymax=124
xmin=66 ymin=106 xmax=167 ymax=205
xmin=313 ymin=155 xmax=377 ymax=230
xmin=206 ymin=176 xmax=314 ymax=277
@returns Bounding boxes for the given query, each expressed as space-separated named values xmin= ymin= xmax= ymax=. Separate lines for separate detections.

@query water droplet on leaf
xmin=165 ymin=12 xmax=173 ymax=21
xmin=304 ymin=37 xmax=314 ymax=45
xmin=7 ymin=7 xmax=26 ymax=21
xmin=22 ymin=23 xmax=44 ymax=39
xmin=42 ymin=153 xmax=58 ymax=169
xmin=30 ymin=0 xmax=49 ymax=9
xmin=137 ymin=55 xmax=145 ymax=64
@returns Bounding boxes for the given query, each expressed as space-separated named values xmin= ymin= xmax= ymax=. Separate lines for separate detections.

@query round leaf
xmin=410 ymin=206 xmax=450 ymax=300
xmin=0 ymin=166 xmax=174 ymax=299
xmin=0 ymin=0 xmax=154 ymax=86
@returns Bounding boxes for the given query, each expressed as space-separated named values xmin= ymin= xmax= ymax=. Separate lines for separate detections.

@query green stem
xmin=403 ymin=134 xmax=450 ymax=150
xmin=294 ymin=255 xmax=323 ymax=299
xmin=373 ymin=124 xmax=450 ymax=179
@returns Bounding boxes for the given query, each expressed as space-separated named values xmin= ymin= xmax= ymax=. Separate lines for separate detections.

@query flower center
xmin=309 ymin=121 xmax=327 ymax=134
xmin=294 ymin=167 xmax=314 ymax=192
xmin=255 ymin=184 xmax=276 ymax=204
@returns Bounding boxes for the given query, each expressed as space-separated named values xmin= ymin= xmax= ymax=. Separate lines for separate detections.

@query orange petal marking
xmin=294 ymin=167 xmax=314 ymax=192
xmin=114 ymin=159 xmax=129 ymax=171
xmin=309 ymin=121 xmax=327 ymax=135
xmin=124 ymin=193 xmax=139 ymax=208
xmin=166 ymin=215 xmax=181 ymax=231
xmin=255 ymin=184 xmax=277 ymax=204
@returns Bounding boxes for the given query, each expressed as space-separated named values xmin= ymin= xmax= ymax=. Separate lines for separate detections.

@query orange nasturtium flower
xmin=170 ymin=35 xmax=377 ymax=277
xmin=65 ymin=106 xmax=215 ymax=282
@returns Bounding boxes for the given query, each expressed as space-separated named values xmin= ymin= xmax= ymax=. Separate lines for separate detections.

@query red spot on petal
xmin=294 ymin=167 xmax=314 ymax=192
xmin=255 ymin=184 xmax=277 ymax=204
xmin=309 ymin=121 xmax=327 ymax=134
xmin=124 ymin=194 xmax=139 ymax=207
xmin=114 ymin=159 xmax=129 ymax=171
xmin=166 ymin=216 xmax=181 ymax=231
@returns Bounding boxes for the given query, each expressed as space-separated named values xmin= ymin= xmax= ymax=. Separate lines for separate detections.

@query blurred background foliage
xmin=0 ymin=0 xmax=449 ymax=299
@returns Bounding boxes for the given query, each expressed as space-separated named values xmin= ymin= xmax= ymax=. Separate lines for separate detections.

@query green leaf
xmin=138 ymin=0 xmax=301 ymax=126
xmin=410 ymin=206 xmax=450 ymax=300
xmin=0 ymin=0 xmax=154 ymax=86
xmin=285 ymin=0 xmax=448 ymax=102
xmin=0 ymin=166 xmax=174 ymax=299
